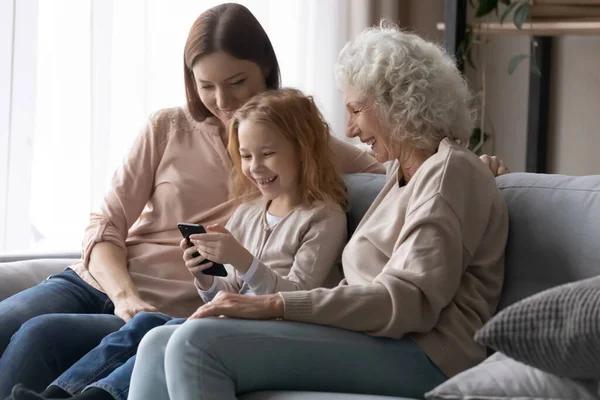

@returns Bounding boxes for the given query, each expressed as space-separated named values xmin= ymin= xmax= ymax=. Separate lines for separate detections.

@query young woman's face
xmin=344 ymin=88 xmax=392 ymax=163
xmin=192 ymin=52 xmax=267 ymax=125
xmin=237 ymin=120 xmax=300 ymax=208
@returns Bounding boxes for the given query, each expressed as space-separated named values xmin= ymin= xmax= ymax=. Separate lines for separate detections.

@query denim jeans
xmin=52 ymin=312 xmax=185 ymax=400
xmin=0 ymin=268 xmax=124 ymax=397
xmin=129 ymin=318 xmax=448 ymax=400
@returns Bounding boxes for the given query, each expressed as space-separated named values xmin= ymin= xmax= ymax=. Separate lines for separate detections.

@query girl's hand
xmin=189 ymin=291 xmax=284 ymax=320
xmin=180 ymin=238 xmax=214 ymax=289
xmin=190 ymin=224 xmax=254 ymax=273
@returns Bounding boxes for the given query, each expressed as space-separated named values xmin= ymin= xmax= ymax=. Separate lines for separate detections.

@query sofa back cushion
xmin=344 ymin=173 xmax=386 ymax=237
xmin=496 ymin=173 xmax=600 ymax=311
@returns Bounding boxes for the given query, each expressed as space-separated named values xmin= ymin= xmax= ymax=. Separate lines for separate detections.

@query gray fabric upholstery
xmin=344 ymin=173 xmax=385 ymax=237
xmin=240 ymin=392 xmax=413 ymax=400
xmin=0 ymin=258 xmax=77 ymax=301
xmin=0 ymin=251 xmax=80 ymax=263
xmin=475 ymin=275 xmax=600 ymax=380
xmin=495 ymin=173 xmax=600 ymax=311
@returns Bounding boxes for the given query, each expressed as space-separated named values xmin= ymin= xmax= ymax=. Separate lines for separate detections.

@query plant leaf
xmin=513 ymin=3 xmax=531 ymax=29
xmin=500 ymin=1 xmax=520 ymax=24
xmin=475 ymin=0 xmax=498 ymax=17
xmin=508 ymin=54 xmax=529 ymax=75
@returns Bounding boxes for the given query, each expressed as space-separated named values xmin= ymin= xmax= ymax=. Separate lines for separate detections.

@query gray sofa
xmin=1 ymin=172 xmax=599 ymax=400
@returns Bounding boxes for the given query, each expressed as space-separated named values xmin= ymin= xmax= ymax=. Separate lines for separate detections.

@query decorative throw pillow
xmin=475 ymin=275 xmax=600 ymax=380
xmin=425 ymin=352 xmax=599 ymax=400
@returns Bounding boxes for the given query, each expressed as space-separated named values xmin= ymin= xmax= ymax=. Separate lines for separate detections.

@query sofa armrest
xmin=0 ymin=257 xmax=79 ymax=302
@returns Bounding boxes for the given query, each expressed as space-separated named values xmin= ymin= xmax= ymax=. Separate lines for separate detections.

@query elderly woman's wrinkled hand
xmin=188 ymin=291 xmax=285 ymax=320
xmin=480 ymin=154 xmax=510 ymax=177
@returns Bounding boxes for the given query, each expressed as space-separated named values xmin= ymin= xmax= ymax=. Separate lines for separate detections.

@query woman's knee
xmin=13 ymin=314 xmax=67 ymax=345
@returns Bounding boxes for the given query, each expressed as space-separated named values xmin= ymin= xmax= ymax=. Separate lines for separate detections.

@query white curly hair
xmin=334 ymin=22 xmax=475 ymax=151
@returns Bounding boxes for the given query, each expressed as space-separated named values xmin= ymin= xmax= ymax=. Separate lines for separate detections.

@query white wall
xmin=548 ymin=36 xmax=600 ymax=175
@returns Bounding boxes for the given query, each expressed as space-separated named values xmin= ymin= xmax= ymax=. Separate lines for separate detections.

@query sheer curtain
xmin=0 ymin=0 xmax=363 ymax=253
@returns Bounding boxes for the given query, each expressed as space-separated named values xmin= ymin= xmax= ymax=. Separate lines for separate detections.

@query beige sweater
xmin=281 ymin=138 xmax=509 ymax=377
xmin=198 ymin=199 xmax=347 ymax=302
xmin=70 ymin=107 xmax=383 ymax=318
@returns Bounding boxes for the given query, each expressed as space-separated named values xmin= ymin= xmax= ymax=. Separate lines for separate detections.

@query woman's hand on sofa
xmin=114 ymin=295 xmax=158 ymax=322
xmin=188 ymin=291 xmax=284 ymax=320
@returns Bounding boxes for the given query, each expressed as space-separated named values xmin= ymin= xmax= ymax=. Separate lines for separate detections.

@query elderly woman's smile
xmin=344 ymin=91 xmax=392 ymax=163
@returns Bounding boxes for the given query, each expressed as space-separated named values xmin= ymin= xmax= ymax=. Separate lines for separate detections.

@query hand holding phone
xmin=178 ymin=223 xmax=227 ymax=277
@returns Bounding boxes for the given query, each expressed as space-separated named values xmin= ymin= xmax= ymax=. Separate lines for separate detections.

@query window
xmin=0 ymin=0 xmax=351 ymax=253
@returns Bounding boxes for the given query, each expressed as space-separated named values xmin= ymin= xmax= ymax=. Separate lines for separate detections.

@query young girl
xmin=10 ymin=88 xmax=349 ymax=400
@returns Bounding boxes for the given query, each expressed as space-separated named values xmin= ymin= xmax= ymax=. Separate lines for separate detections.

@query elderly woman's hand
xmin=480 ymin=154 xmax=510 ymax=177
xmin=188 ymin=291 xmax=284 ymax=320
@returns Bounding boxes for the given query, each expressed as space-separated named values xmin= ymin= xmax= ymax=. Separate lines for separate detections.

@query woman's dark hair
xmin=183 ymin=3 xmax=281 ymax=121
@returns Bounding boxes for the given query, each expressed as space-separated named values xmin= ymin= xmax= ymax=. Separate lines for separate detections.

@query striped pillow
xmin=475 ymin=275 xmax=600 ymax=380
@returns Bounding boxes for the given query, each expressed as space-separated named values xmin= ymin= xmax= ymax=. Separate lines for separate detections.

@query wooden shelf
xmin=436 ymin=20 xmax=600 ymax=36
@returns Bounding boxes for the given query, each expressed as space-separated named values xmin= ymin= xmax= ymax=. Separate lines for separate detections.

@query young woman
xmin=9 ymin=88 xmax=350 ymax=400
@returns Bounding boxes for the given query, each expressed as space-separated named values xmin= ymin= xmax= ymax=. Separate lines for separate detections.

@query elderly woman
xmin=127 ymin=25 xmax=509 ymax=400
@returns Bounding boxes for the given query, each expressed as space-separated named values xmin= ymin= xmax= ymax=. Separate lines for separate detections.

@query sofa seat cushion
xmin=0 ymin=258 xmax=77 ymax=301
xmin=240 ymin=391 xmax=416 ymax=400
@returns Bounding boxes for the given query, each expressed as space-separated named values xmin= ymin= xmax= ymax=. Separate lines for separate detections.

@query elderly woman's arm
xmin=282 ymin=194 xmax=465 ymax=337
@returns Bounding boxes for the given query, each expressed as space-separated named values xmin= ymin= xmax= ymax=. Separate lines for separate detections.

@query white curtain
xmin=0 ymin=0 xmax=360 ymax=253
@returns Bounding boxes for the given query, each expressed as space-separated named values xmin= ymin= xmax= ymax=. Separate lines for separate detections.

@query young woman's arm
xmin=329 ymin=136 xmax=385 ymax=174
xmin=89 ymin=242 xmax=156 ymax=320
xmin=84 ymin=114 xmax=169 ymax=320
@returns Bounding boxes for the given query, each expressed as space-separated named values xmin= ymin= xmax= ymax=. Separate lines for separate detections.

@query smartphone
xmin=177 ymin=223 xmax=227 ymax=277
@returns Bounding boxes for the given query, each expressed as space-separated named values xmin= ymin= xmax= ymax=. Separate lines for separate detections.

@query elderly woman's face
xmin=344 ymin=89 xmax=392 ymax=163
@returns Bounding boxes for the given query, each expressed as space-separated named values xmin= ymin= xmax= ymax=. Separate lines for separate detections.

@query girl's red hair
xmin=227 ymin=88 xmax=347 ymax=210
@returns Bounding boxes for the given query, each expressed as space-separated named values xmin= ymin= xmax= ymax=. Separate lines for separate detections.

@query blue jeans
xmin=0 ymin=268 xmax=124 ymax=397
xmin=129 ymin=318 xmax=448 ymax=400
xmin=52 ymin=312 xmax=185 ymax=400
